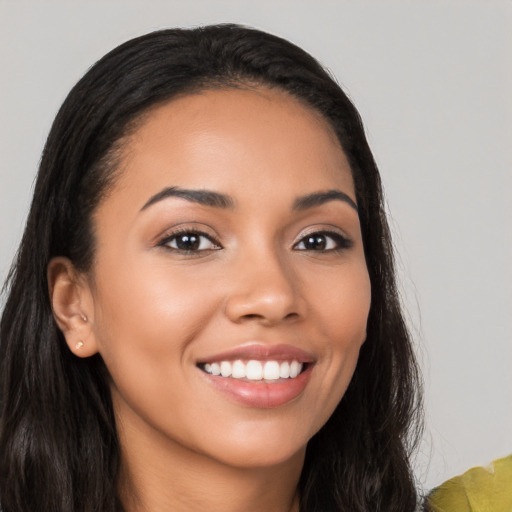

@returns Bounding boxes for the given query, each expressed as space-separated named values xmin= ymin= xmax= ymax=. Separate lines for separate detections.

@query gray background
xmin=1 ymin=0 xmax=511 ymax=491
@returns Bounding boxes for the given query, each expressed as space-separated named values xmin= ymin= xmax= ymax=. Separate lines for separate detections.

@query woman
xmin=0 ymin=25 xmax=422 ymax=511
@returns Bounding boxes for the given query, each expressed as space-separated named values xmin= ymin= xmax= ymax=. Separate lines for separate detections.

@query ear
xmin=48 ymin=257 xmax=99 ymax=358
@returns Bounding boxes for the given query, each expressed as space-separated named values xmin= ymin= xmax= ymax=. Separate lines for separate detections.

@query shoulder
xmin=427 ymin=454 xmax=512 ymax=512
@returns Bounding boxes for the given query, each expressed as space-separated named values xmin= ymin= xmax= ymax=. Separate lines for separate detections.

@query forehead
xmin=112 ymin=86 xmax=354 ymax=208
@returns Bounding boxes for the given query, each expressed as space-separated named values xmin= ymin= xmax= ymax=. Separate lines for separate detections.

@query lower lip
xmin=200 ymin=365 xmax=313 ymax=408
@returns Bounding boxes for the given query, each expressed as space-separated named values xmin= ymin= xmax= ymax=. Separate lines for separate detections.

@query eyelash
xmin=157 ymin=228 xmax=221 ymax=253
xmin=157 ymin=229 xmax=353 ymax=254
xmin=293 ymin=230 xmax=353 ymax=253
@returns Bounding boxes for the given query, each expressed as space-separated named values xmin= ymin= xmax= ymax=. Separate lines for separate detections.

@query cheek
xmin=330 ymin=265 xmax=371 ymax=374
xmin=89 ymin=257 xmax=222 ymax=441
xmin=309 ymin=259 xmax=371 ymax=347
xmin=304 ymin=260 xmax=371 ymax=419
xmin=90 ymin=254 xmax=220 ymax=373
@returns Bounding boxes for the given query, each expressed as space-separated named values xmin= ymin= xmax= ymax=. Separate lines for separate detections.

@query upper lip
xmin=197 ymin=343 xmax=316 ymax=364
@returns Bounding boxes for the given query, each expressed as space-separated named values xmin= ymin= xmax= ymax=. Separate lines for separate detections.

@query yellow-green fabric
xmin=428 ymin=455 xmax=512 ymax=512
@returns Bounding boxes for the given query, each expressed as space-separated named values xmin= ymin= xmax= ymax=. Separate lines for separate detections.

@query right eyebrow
xmin=140 ymin=186 xmax=235 ymax=211
xmin=292 ymin=189 xmax=358 ymax=212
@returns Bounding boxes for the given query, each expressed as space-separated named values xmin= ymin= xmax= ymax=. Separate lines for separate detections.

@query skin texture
xmin=49 ymin=87 xmax=371 ymax=512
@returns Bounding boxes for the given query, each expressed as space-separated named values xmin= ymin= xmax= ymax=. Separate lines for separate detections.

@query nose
xmin=224 ymin=250 xmax=304 ymax=326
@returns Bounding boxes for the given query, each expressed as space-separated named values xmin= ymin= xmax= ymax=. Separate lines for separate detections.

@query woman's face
xmin=83 ymin=87 xmax=371 ymax=469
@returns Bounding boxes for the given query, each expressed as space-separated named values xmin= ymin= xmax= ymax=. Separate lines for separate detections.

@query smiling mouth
xmin=197 ymin=345 xmax=315 ymax=407
xmin=198 ymin=360 xmax=307 ymax=381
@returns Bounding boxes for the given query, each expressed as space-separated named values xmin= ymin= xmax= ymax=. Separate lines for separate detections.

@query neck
xmin=116 ymin=406 xmax=304 ymax=512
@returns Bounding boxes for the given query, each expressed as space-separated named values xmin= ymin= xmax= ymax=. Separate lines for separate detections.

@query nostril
xmin=241 ymin=313 xmax=262 ymax=320
xmin=238 ymin=311 xmax=299 ymax=325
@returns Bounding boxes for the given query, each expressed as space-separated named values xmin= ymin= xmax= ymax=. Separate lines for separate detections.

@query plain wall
xmin=1 ymin=0 xmax=511 ymax=492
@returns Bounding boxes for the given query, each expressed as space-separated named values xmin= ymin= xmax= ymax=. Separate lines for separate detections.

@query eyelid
xmin=293 ymin=227 xmax=353 ymax=251
xmin=156 ymin=226 xmax=222 ymax=252
xmin=152 ymin=221 xmax=220 ymax=244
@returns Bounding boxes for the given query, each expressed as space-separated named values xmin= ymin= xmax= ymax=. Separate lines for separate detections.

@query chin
xmin=196 ymin=420 xmax=314 ymax=470
xmin=212 ymin=441 xmax=307 ymax=470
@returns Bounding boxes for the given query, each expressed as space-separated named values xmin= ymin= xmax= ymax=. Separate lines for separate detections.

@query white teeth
xmin=279 ymin=361 xmax=290 ymax=379
xmin=246 ymin=360 xmax=263 ymax=380
xmin=290 ymin=361 xmax=301 ymax=378
xmin=220 ymin=361 xmax=232 ymax=377
xmin=202 ymin=360 xmax=304 ymax=381
xmin=263 ymin=361 xmax=280 ymax=380
xmin=231 ymin=360 xmax=246 ymax=379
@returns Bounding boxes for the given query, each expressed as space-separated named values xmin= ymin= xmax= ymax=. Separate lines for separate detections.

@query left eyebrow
xmin=292 ymin=189 xmax=358 ymax=212
xmin=140 ymin=186 xmax=235 ymax=211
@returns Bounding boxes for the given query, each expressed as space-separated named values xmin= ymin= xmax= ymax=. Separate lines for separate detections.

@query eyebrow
xmin=141 ymin=186 xmax=235 ymax=211
xmin=293 ymin=190 xmax=358 ymax=212
xmin=141 ymin=186 xmax=357 ymax=213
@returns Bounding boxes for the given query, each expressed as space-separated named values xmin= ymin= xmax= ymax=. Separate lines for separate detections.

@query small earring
xmin=80 ymin=314 xmax=88 ymax=322
xmin=75 ymin=341 xmax=84 ymax=350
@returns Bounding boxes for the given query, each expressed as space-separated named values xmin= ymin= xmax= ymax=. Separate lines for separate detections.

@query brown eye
xmin=302 ymin=234 xmax=328 ymax=250
xmin=294 ymin=231 xmax=352 ymax=252
xmin=161 ymin=231 xmax=220 ymax=252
